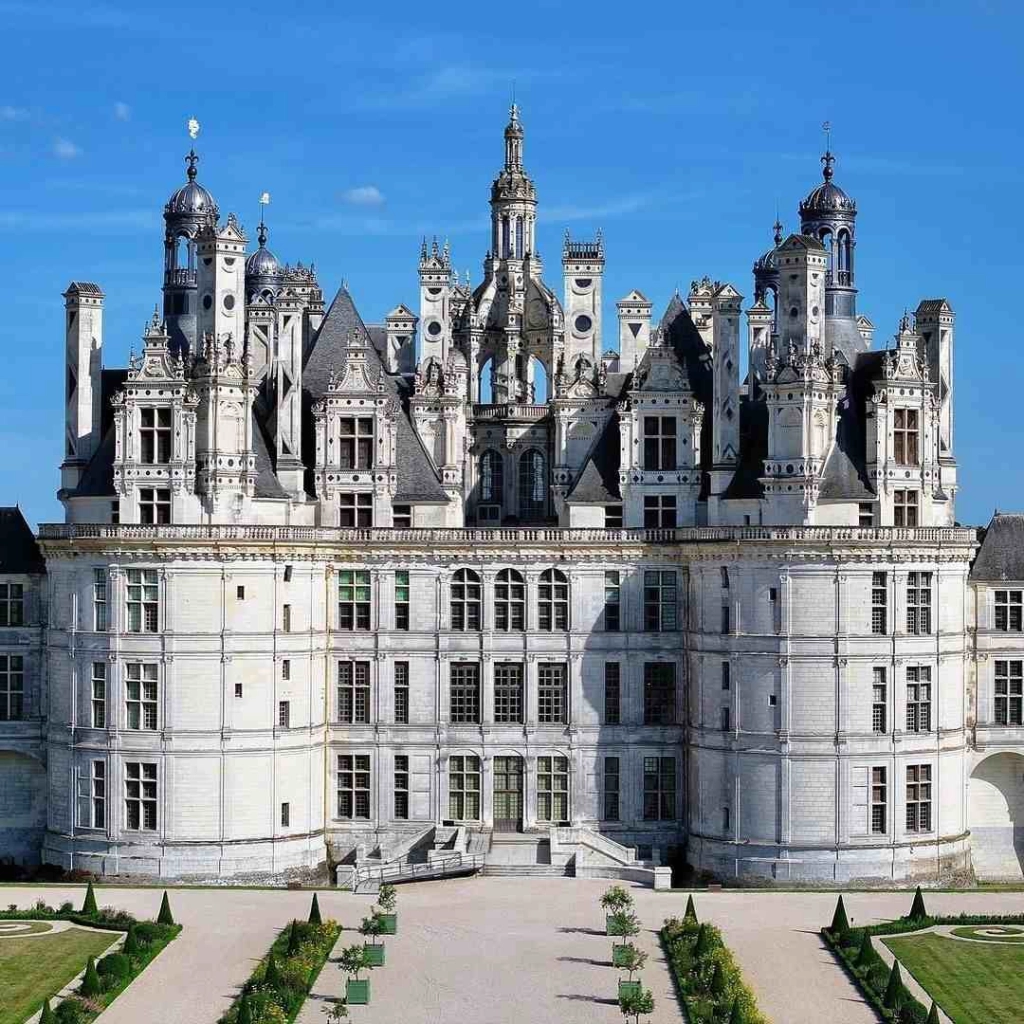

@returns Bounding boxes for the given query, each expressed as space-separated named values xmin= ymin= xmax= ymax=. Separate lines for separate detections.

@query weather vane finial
xmin=258 ymin=191 xmax=270 ymax=245
xmin=821 ymin=121 xmax=835 ymax=181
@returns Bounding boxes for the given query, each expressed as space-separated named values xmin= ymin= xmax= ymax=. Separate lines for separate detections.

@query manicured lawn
xmin=883 ymin=932 xmax=1024 ymax=1024
xmin=0 ymin=926 xmax=119 ymax=1024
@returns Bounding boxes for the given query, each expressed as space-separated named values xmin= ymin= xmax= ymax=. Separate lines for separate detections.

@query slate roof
xmin=826 ymin=315 xmax=871 ymax=367
xmin=0 ymin=507 xmax=45 ymax=574
xmin=251 ymin=411 xmax=288 ymax=499
xmin=971 ymin=514 xmax=1024 ymax=582
xmin=819 ymin=389 xmax=874 ymax=501
xmin=72 ymin=368 xmax=128 ymax=498
xmin=722 ymin=397 xmax=767 ymax=500
xmin=566 ymin=416 xmax=621 ymax=504
xmin=64 ymin=281 xmax=104 ymax=296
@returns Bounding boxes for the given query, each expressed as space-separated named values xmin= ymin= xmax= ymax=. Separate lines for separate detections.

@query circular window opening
xmin=427 ymin=321 xmax=442 ymax=337
xmin=202 ymin=294 xmax=213 ymax=311
xmin=223 ymin=293 xmax=236 ymax=311
xmin=574 ymin=314 xmax=593 ymax=333
xmin=575 ymin=278 xmax=592 ymax=288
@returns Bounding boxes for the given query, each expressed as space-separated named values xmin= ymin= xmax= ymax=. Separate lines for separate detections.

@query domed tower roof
xmin=799 ymin=150 xmax=856 ymax=224
xmin=752 ymin=219 xmax=783 ymax=303
xmin=245 ymin=223 xmax=282 ymax=284
xmin=164 ymin=149 xmax=218 ymax=226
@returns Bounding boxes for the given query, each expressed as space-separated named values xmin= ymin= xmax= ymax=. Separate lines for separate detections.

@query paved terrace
xmin=3 ymin=881 xmax=1022 ymax=1024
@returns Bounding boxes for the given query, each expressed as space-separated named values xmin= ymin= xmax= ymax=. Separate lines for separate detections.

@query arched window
xmin=451 ymin=569 xmax=481 ymax=631
xmin=515 ymin=217 xmax=524 ymax=257
xmin=720 ymin=567 xmax=730 ymax=589
xmin=495 ymin=568 xmax=526 ymax=631
xmin=518 ymin=449 xmax=546 ymax=521
xmin=837 ymin=230 xmax=852 ymax=285
xmin=539 ymin=568 xmax=569 ymax=631
xmin=173 ymin=234 xmax=190 ymax=271
xmin=501 ymin=217 xmax=510 ymax=258
xmin=819 ymin=228 xmax=834 ymax=282
xmin=479 ymin=450 xmax=503 ymax=504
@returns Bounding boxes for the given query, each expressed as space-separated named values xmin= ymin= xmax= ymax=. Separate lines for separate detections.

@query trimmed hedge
xmin=219 ymin=919 xmax=341 ymax=1024
xmin=661 ymin=917 xmax=769 ymax=1024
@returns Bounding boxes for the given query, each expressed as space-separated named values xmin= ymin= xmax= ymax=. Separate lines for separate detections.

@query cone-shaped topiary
xmin=693 ymin=923 xmax=710 ymax=958
xmin=39 ymin=998 xmax=55 ymax=1024
xmin=909 ymin=886 xmax=927 ymax=921
xmin=728 ymin=999 xmax=744 ymax=1024
xmin=287 ymin=920 xmax=301 ymax=956
xmin=883 ymin=960 xmax=903 ymax=1010
xmin=830 ymin=895 xmax=850 ymax=937
xmin=81 ymin=881 xmax=98 ymax=916
xmin=157 ymin=891 xmax=175 ymax=926
xmin=123 ymin=925 xmax=140 ymax=959
xmin=927 ymin=1001 xmax=939 ymax=1024
xmin=684 ymin=894 xmax=697 ymax=923
xmin=309 ymin=893 xmax=322 ymax=925
xmin=855 ymin=930 xmax=875 ymax=969
xmin=237 ymin=994 xmax=253 ymax=1024
xmin=264 ymin=951 xmax=282 ymax=988
xmin=81 ymin=956 xmax=102 ymax=997
xmin=710 ymin=962 xmax=727 ymax=999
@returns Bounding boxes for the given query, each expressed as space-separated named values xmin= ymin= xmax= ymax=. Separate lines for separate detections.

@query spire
xmin=821 ymin=120 xmax=834 ymax=181
xmin=773 ymin=216 xmax=783 ymax=247
xmin=186 ymin=148 xmax=198 ymax=182
xmin=504 ymin=101 xmax=524 ymax=171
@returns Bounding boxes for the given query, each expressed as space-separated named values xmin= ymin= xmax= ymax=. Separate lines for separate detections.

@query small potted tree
xmin=619 ymin=984 xmax=654 ymax=1023
xmin=361 ymin=911 xmax=386 ymax=967
xmin=609 ymin=910 xmax=640 ymax=960
xmin=339 ymin=944 xmax=371 ymax=1005
xmin=377 ymin=882 xmax=398 ymax=935
xmin=323 ymin=996 xmax=349 ymax=1021
xmin=601 ymin=885 xmax=633 ymax=935
xmin=616 ymin=943 xmax=647 ymax=1001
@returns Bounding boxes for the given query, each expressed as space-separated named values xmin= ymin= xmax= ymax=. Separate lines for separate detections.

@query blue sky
xmin=2 ymin=0 xmax=1021 ymax=528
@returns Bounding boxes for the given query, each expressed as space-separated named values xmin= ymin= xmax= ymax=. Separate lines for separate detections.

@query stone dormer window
xmin=894 ymin=489 xmax=919 ymax=527
xmin=339 ymin=417 xmax=374 ymax=470
xmin=643 ymin=415 xmax=677 ymax=471
xmin=894 ymin=408 xmax=919 ymax=465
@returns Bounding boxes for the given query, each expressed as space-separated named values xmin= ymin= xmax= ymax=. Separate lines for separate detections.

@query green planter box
xmin=618 ymin=979 xmax=642 ymax=1001
xmin=379 ymin=913 xmax=398 ymax=935
xmin=364 ymin=943 xmax=386 ymax=967
xmin=612 ymin=943 xmax=632 ymax=967
xmin=606 ymin=915 xmax=627 ymax=936
xmin=347 ymin=978 xmax=371 ymax=1004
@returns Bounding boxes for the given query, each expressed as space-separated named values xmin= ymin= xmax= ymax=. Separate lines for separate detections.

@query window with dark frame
xmin=0 ymin=583 xmax=24 ymax=627
xmin=536 ymin=756 xmax=568 ymax=822
xmin=91 ymin=662 xmax=106 ymax=728
xmin=643 ymin=494 xmax=676 ymax=528
xmin=721 ymin=661 xmax=730 ymax=691
xmin=338 ymin=417 xmax=374 ymax=469
xmin=139 ymin=487 xmax=171 ymax=525
xmin=0 ymin=654 xmax=24 ymax=721
xmin=603 ymin=571 xmax=620 ymax=631
xmin=995 ymin=591 xmax=1023 ymax=632
xmin=394 ymin=755 xmax=409 ymax=819
xmin=995 ymin=660 xmax=1023 ymax=725
xmin=339 ymin=492 xmax=373 ymax=528
xmin=894 ymin=408 xmax=919 ymax=465
xmin=125 ymin=762 xmax=157 ymax=830
xmin=494 ymin=663 xmax=524 ymax=724
xmin=337 ymin=660 xmax=371 ymax=724
xmin=395 ymin=570 xmax=410 ymax=630
xmin=125 ymin=663 xmax=158 ymax=730
xmin=643 ymin=756 xmax=675 ymax=820
xmin=906 ymin=666 xmax=932 ymax=732
xmin=643 ymin=570 xmax=677 ymax=631
xmin=90 ymin=760 xmax=106 ymax=829
xmin=539 ymin=568 xmax=569 ymax=631
xmin=603 ymin=756 xmax=620 ymax=821
xmin=894 ymin=489 xmax=919 ymax=527
xmin=858 ymin=502 xmax=874 ymax=527
xmin=449 ymin=663 xmax=480 ymax=723
xmin=394 ymin=661 xmax=409 ymax=724
xmin=448 ymin=755 xmax=481 ymax=820
xmin=278 ymin=700 xmax=290 ymax=728
xmin=871 ymin=572 xmax=888 ymax=634
xmin=495 ymin=568 xmax=526 ymax=631
xmin=721 ymin=706 xmax=731 ymax=731
xmin=643 ymin=415 xmax=677 ymax=471
xmin=392 ymin=504 xmax=412 ymax=528
xmin=871 ymin=766 xmax=887 ymax=834
xmin=451 ymin=569 xmax=482 ymax=631
xmin=281 ymin=802 xmax=290 ymax=827
xmin=92 ymin=569 xmax=108 ymax=631
xmin=643 ymin=662 xmax=675 ymax=725
xmin=604 ymin=505 xmax=623 ymax=528
xmin=282 ymin=659 xmax=290 ymax=681
xmin=338 ymin=570 xmax=371 ymax=630
xmin=140 ymin=407 xmax=171 ymax=463
xmin=906 ymin=764 xmax=932 ymax=832
xmin=126 ymin=568 xmax=159 ymax=633
xmin=872 ymin=667 xmax=887 ymax=733
xmin=721 ymin=604 xmax=731 ymax=634
xmin=337 ymin=754 xmax=371 ymax=819
xmin=604 ymin=663 xmax=621 ymax=724
xmin=906 ymin=572 xmax=932 ymax=635
xmin=538 ymin=663 xmax=567 ymax=724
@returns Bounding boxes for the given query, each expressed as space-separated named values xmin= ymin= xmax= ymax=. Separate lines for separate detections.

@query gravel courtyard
xmin=4 ymin=880 xmax=1024 ymax=1023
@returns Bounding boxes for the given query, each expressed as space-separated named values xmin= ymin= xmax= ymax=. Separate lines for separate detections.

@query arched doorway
xmin=969 ymin=752 xmax=1024 ymax=879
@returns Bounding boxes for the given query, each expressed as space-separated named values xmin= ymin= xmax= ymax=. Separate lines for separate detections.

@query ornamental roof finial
xmin=821 ymin=120 xmax=835 ymax=182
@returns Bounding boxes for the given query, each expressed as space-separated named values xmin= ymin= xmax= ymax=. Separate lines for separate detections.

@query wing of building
xmin=1 ymin=109 xmax=1018 ymax=885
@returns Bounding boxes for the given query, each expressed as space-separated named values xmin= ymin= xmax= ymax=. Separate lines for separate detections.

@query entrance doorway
xmin=493 ymin=755 xmax=523 ymax=832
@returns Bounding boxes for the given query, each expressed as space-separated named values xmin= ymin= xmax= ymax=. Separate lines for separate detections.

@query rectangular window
xmin=91 ymin=760 xmax=106 ymax=829
xmin=721 ymin=706 xmax=731 ymax=731
xmin=448 ymin=755 xmax=481 ymax=820
xmin=140 ymin=407 xmax=171 ymax=464
xmin=139 ymin=487 xmax=171 ymax=525
xmin=643 ymin=756 xmax=675 ymax=821
xmin=451 ymin=570 xmax=482 ymax=631
xmin=858 ymin=502 xmax=875 ymax=527
xmin=906 ymin=572 xmax=933 ymax=635
xmin=643 ymin=415 xmax=677 ymax=471
xmin=281 ymin=802 xmax=290 ymax=827
xmin=126 ymin=568 xmax=159 ymax=633
xmin=282 ymin=659 xmax=290 ymax=681
xmin=871 ymin=572 xmax=888 ymax=635
xmin=495 ymin=571 xmax=526 ymax=631
xmin=643 ymin=570 xmax=677 ymax=631
xmin=894 ymin=408 xmax=920 ymax=465
xmin=721 ymin=662 xmax=730 ymax=691
xmin=235 ymin=682 xmax=243 ymax=698
xmin=995 ymin=660 xmax=1024 ymax=726
xmin=125 ymin=663 xmax=158 ymax=730
xmin=282 ymin=604 xmax=292 ymax=631
xmin=91 ymin=662 xmax=106 ymax=728
xmin=393 ymin=504 xmax=412 ymax=529
xmin=603 ymin=756 xmax=620 ymax=821
xmin=538 ymin=663 xmax=567 ymax=724
xmin=125 ymin=762 xmax=157 ymax=831
xmin=494 ymin=663 xmax=524 ymax=724
xmin=337 ymin=754 xmax=371 ymax=819
xmin=339 ymin=492 xmax=373 ymax=528
xmin=338 ymin=570 xmax=371 ymax=630
xmin=871 ymin=766 xmax=887 ymax=834
xmin=394 ymin=571 xmax=410 ymax=631
xmin=338 ymin=417 xmax=374 ymax=470
xmin=894 ymin=490 xmax=919 ymax=527
xmin=337 ymin=660 xmax=371 ymax=724
xmin=449 ymin=663 xmax=480 ymax=724
xmin=995 ymin=590 xmax=1024 ymax=632
xmin=394 ymin=661 xmax=409 ymax=724
xmin=110 ymin=500 xmax=120 ymax=525
xmin=906 ymin=666 xmax=932 ymax=732
xmin=604 ymin=663 xmax=621 ymax=725
xmin=604 ymin=505 xmax=623 ymax=529
xmin=643 ymin=663 xmax=675 ymax=725
xmin=536 ymin=755 xmax=569 ymax=822
xmin=603 ymin=571 xmax=621 ymax=632
xmin=643 ymin=494 xmax=677 ymax=529
xmin=538 ymin=571 xmax=569 ymax=631
xmin=906 ymin=764 xmax=932 ymax=832
xmin=723 ymin=806 xmax=731 ymax=833
xmin=394 ymin=755 xmax=409 ymax=820
xmin=872 ymin=667 xmax=887 ymax=734
xmin=92 ymin=569 xmax=108 ymax=631
xmin=0 ymin=654 xmax=24 ymax=721
xmin=236 ymin=585 xmax=245 ymax=600
xmin=278 ymin=700 xmax=290 ymax=728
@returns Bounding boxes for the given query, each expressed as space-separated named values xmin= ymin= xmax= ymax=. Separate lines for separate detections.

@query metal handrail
xmin=351 ymin=851 xmax=484 ymax=888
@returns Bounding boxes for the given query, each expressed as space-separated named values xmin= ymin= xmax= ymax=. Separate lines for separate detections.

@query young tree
xmin=360 ymin=913 xmax=385 ymax=947
xmin=926 ymin=1002 xmax=940 ymax=1024
xmin=617 ymin=944 xmax=648 ymax=983
xmin=123 ymin=925 xmax=140 ymax=958
xmin=323 ymin=997 xmax=349 ymax=1021
xmin=619 ymin=985 xmax=655 ymax=1023
xmin=600 ymin=884 xmax=633 ymax=915
xmin=684 ymin=894 xmax=697 ymax=923
xmin=830 ymin=895 xmax=850 ymax=937
xmin=237 ymin=995 xmax=254 ymax=1024
xmin=693 ymin=923 xmax=711 ymax=958
xmin=81 ymin=956 xmax=102 ymax=998
xmin=908 ymin=887 xmax=927 ymax=921
xmin=855 ymin=930 xmax=875 ymax=969
xmin=80 ymin=882 xmax=98 ymax=916
xmin=309 ymin=893 xmax=322 ymax=925
xmin=377 ymin=883 xmax=397 ymax=915
xmin=287 ymin=920 xmax=301 ymax=957
xmin=883 ymin=960 xmax=903 ymax=1011
xmin=728 ymin=998 xmax=744 ymax=1024
xmin=264 ymin=951 xmax=282 ymax=988
xmin=338 ymin=945 xmax=369 ymax=981
xmin=157 ymin=891 xmax=175 ymax=926
xmin=39 ymin=998 xmax=56 ymax=1024
xmin=609 ymin=911 xmax=641 ymax=941
xmin=710 ymin=962 xmax=727 ymax=999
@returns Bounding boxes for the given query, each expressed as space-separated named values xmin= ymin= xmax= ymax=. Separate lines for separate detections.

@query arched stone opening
xmin=969 ymin=751 xmax=1024 ymax=879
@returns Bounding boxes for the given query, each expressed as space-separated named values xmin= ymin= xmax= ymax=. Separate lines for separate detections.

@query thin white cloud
xmin=542 ymin=194 xmax=654 ymax=222
xmin=0 ymin=105 xmax=29 ymax=122
xmin=342 ymin=185 xmax=385 ymax=206
xmin=114 ymin=101 xmax=131 ymax=121
xmin=53 ymin=137 xmax=82 ymax=159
